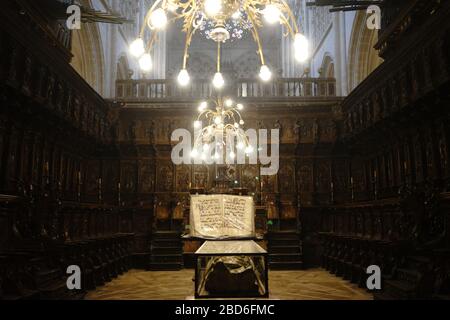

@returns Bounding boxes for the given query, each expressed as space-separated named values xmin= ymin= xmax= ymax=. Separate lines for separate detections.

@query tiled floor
xmin=85 ymin=269 xmax=372 ymax=300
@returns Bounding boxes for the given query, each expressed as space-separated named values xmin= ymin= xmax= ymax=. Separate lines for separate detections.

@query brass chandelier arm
xmin=279 ymin=14 xmax=295 ymax=38
xmin=146 ymin=31 xmax=159 ymax=52
xmin=139 ymin=0 xmax=164 ymax=37
xmin=280 ymin=0 xmax=300 ymax=34
xmin=217 ymin=42 xmax=222 ymax=73
xmin=246 ymin=13 xmax=266 ymax=66
xmin=182 ymin=19 xmax=198 ymax=69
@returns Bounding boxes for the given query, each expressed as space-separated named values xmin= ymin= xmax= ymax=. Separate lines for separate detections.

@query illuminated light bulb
xmin=237 ymin=141 xmax=244 ymax=149
xmin=239 ymin=120 xmax=245 ymax=125
xmin=245 ymin=146 xmax=254 ymax=154
xmin=204 ymin=0 xmax=222 ymax=17
xmin=130 ymin=38 xmax=145 ymax=58
xmin=234 ymin=122 xmax=239 ymax=128
xmin=190 ymin=149 xmax=198 ymax=158
xmin=236 ymin=103 xmax=244 ymax=110
xmin=263 ymin=4 xmax=281 ymax=24
xmin=138 ymin=53 xmax=152 ymax=72
xmin=229 ymin=151 xmax=236 ymax=159
xmin=212 ymin=72 xmax=225 ymax=89
xmin=194 ymin=121 xmax=202 ymax=129
xmin=294 ymin=33 xmax=309 ymax=63
xmin=232 ymin=10 xmax=241 ymax=20
xmin=225 ymin=99 xmax=233 ymax=107
xmin=148 ymin=8 xmax=167 ymax=29
xmin=259 ymin=65 xmax=272 ymax=81
xmin=198 ymin=101 xmax=207 ymax=112
xmin=177 ymin=69 xmax=190 ymax=86
xmin=214 ymin=116 xmax=222 ymax=125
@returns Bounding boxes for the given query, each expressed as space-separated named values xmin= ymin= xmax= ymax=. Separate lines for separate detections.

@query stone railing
xmin=115 ymin=77 xmax=336 ymax=101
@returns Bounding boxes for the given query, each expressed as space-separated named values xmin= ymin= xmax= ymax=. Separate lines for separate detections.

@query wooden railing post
xmin=114 ymin=77 xmax=338 ymax=100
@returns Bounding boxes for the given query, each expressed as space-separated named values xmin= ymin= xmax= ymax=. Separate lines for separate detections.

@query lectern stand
xmin=194 ymin=240 xmax=269 ymax=299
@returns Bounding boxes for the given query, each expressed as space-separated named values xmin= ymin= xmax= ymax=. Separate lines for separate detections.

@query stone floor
xmin=85 ymin=269 xmax=372 ymax=300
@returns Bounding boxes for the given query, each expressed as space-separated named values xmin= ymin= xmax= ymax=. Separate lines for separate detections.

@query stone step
xmin=148 ymin=262 xmax=183 ymax=271
xmin=152 ymin=232 xmax=182 ymax=239
xmin=269 ymin=253 xmax=303 ymax=262
xmin=152 ymin=239 xmax=183 ymax=248
xmin=269 ymin=261 xmax=303 ymax=270
xmin=267 ymin=232 xmax=300 ymax=240
xmin=268 ymin=245 xmax=301 ymax=254
xmin=151 ymin=253 xmax=183 ymax=263
xmin=151 ymin=246 xmax=183 ymax=255
xmin=268 ymin=239 xmax=301 ymax=247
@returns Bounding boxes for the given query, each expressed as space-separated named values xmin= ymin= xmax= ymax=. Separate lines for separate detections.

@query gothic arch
xmin=70 ymin=11 xmax=105 ymax=95
xmin=347 ymin=11 xmax=383 ymax=91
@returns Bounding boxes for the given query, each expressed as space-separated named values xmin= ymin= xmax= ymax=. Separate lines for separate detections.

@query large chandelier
xmin=129 ymin=0 xmax=309 ymax=87
xmin=191 ymin=96 xmax=253 ymax=162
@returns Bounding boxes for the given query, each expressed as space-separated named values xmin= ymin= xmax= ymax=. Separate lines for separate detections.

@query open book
xmin=190 ymin=195 xmax=255 ymax=239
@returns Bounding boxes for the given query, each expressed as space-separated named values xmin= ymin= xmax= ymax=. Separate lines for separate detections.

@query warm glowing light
xmin=204 ymin=0 xmax=222 ymax=17
xmin=232 ymin=10 xmax=241 ymax=20
xmin=148 ymin=8 xmax=168 ymax=29
xmin=203 ymin=144 xmax=210 ymax=152
xmin=294 ymin=33 xmax=309 ymax=62
xmin=234 ymin=122 xmax=239 ymax=128
xmin=214 ymin=116 xmax=222 ymax=125
xmin=190 ymin=149 xmax=198 ymax=158
xmin=237 ymin=141 xmax=244 ymax=149
xmin=229 ymin=151 xmax=236 ymax=159
xmin=198 ymin=102 xmax=207 ymax=112
xmin=245 ymin=146 xmax=254 ymax=154
xmin=139 ymin=53 xmax=152 ymax=71
xmin=259 ymin=65 xmax=272 ymax=81
xmin=129 ymin=38 xmax=145 ymax=58
xmin=177 ymin=69 xmax=190 ymax=86
xmin=225 ymin=99 xmax=233 ymax=107
xmin=212 ymin=72 xmax=225 ymax=89
xmin=236 ymin=103 xmax=244 ymax=110
xmin=263 ymin=4 xmax=281 ymax=24
xmin=239 ymin=120 xmax=245 ymax=125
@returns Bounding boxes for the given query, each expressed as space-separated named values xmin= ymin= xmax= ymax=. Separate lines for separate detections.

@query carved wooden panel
xmin=241 ymin=165 xmax=259 ymax=194
xmin=85 ymin=159 xmax=100 ymax=197
xmin=138 ymin=160 xmax=155 ymax=193
xmin=193 ymin=165 xmax=209 ymax=189
xmin=279 ymin=161 xmax=295 ymax=194
xmin=156 ymin=162 xmax=174 ymax=192
xmin=176 ymin=165 xmax=191 ymax=192
xmin=103 ymin=160 xmax=119 ymax=201
xmin=121 ymin=160 xmax=137 ymax=194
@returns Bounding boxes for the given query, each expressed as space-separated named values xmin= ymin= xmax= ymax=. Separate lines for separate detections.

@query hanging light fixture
xmin=191 ymin=97 xmax=253 ymax=163
xmin=130 ymin=0 xmax=309 ymax=86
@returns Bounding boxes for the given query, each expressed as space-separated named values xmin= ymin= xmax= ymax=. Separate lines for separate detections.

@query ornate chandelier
xmin=129 ymin=0 xmax=309 ymax=88
xmin=191 ymin=96 xmax=253 ymax=162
